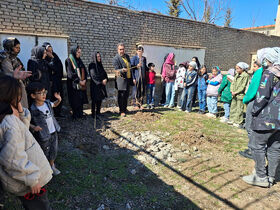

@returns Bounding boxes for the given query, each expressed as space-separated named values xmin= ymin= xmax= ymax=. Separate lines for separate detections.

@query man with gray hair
xmin=112 ymin=43 xmax=132 ymax=117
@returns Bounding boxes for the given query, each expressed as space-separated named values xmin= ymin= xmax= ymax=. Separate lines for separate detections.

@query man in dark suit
xmin=112 ymin=43 xmax=132 ymax=117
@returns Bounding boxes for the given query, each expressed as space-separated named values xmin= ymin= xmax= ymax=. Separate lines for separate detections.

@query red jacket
xmin=146 ymin=70 xmax=156 ymax=85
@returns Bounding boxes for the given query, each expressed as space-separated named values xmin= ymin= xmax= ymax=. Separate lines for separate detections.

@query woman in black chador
xmin=65 ymin=46 xmax=88 ymax=119
xmin=89 ymin=52 xmax=108 ymax=118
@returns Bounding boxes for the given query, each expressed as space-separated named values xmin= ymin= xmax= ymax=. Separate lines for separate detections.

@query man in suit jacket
xmin=112 ymin=43 xmax=132 ymax=117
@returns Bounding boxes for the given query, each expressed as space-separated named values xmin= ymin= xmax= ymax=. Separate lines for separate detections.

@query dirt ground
xmin=4 ymin=106 xmax=280 ymax=209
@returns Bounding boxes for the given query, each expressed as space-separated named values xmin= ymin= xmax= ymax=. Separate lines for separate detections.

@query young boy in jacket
xmin=181 ymin=61 xmax=198 ymax=112
xmin=229 ymin=62 xmax=249 ymax=127
xmin=28 ymin=82 xmax=62 ymax=176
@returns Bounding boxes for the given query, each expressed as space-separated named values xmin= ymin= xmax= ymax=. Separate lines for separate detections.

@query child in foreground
xmin=0 ymin=75 xmax=52 ymax=209
xmin=28 ymin=82 xmax=62 ymax=176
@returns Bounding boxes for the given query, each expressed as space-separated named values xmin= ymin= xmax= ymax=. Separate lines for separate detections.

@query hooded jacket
xmin=251 ymin=65 xmax=280 ymax=131
xmin=0 ymin=108 xmax=52 ymax=196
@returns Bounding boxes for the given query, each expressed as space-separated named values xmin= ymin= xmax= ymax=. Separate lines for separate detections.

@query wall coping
xmin=0 ymin=31 xmax=69 ymax=38
xmin=136 ymin=42 xmax=206 ymax=49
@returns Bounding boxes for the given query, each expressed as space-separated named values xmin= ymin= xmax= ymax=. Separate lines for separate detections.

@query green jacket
xmin=218 ymin=75 xmax=232 ymax=103
xmin=242 ymin=67 xmax=263 ymax=104
xmin=230 ymin=71 xmax=249 ymax=100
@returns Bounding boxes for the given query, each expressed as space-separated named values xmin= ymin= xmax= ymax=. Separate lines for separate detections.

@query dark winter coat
xmin=89 ymin=52 xmax=108 ymax=101
xmin=45 ymin=52 xmax=64 ymax=93
xmin=251 ymin=65 xmax=280 ymax=131
xmin=27 ymin=46 xmax=51 ymax=99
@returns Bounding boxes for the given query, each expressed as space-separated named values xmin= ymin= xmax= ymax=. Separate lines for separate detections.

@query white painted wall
xmin=0 ymin=34 xmax=68 ymax=76
xmin=141 ymin=44 xmax=206 ymax=73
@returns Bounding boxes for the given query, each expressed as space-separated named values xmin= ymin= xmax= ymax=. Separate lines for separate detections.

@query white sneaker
xmin=185 ymin=110 xmax=190 ymax=113
xmin=220 ymin=117 xmax=229 ymax=123
xmin=233 ymin=123 xmax=240 ymax=127
xmin=52 ymin=165 xmax=61 ymax=176
xmin=164 ymin=105 xmax=168 ymax=108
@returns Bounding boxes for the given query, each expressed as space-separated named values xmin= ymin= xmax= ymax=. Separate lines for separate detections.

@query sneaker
xmin=168 ymin=105 xmax=175 ymax=108
xmin=220 ymin=117 xmax=229 ymax=123
xmin=233 ymin=123 xmax=240 ymax=127
xmin=164 ymin=104 xmax=168 ymax=108
xmin=239 ymin=149 xmax=253 ymax=159
xmin=52 ymin=165 xmax=61 ymax=176
xmin=227 ymin=120 xmax=234 ymax=125
xmin=206 ymin=113 xmax=216 ymax=118
xmin=268 ymin=177 xmax=275 ymax=186
xmin=176 ymin=105 xmax=181 ymax=109
xmin=242 ymin=173 xmax=269 ymax=188
xmin=185 ymin=110 xmax=190 ymax=113
xmin=150 ymin=105 xmax=154 ymax=109
xmin=147 ymin=105 xmax=151 ymax=109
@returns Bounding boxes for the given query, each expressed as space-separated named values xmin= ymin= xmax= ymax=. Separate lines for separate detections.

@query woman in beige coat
xmin=0 ymin=75 xmax=52 ymax=209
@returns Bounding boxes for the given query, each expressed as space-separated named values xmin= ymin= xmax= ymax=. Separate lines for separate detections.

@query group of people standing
xmin=1 ymin=36 xmax=280 ymax=210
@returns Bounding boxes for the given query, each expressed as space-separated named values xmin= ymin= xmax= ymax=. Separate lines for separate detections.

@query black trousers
xmin=118 ymin=85 xmax=130 ymax=113
xmin=91 ymin=100 xmax=102 ymax=116
xmin=18 ymin=191 xmax=51 ymax=210
xmin=135 ymin=81 xmax=145 ymax=104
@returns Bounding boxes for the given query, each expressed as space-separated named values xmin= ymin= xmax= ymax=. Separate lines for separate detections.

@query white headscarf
xmin=189 ymin=61 xmax=197 ymax=69
xmin=236 ymin=62 xmax=249 ymax=70
xmin=257 ymin=47 xmax=280 ymax=65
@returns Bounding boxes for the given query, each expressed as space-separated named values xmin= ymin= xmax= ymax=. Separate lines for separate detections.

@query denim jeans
xmin=181 ymin=86 xmax=195 ymax=111
xmin=249 ymin=130 xmax=280 ymax=179
xmin=165 ymin=82 xmax=175 ymax=106
xmin=223 ymin=102 xmax=230 ymax=119
xmin=176 ymin=87 xmax=184 ymax=108
xmin=207 ymin=96 xmax=218 ymax=114
xmin=147 ymin=84 xmax=155 ymax=105
xmin=198 ymin=89 xmax=206 ymax=111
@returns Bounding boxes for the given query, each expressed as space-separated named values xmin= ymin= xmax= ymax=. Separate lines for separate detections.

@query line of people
xmin=1 ymin=37 xmax=280 ymax=210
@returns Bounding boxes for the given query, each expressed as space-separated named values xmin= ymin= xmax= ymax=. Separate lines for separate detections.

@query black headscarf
xmin=92 ymin=51 xmax=104 ymax=71
xmin=33 ymin=46 xmax=45 ymax=60
xmin=70 ymin=45 xmax=85 ymax=69
xmin=3 ymin=38 xmax=20 ymax=54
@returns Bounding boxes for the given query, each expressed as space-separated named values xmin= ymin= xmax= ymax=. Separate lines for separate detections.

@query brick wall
xmin=1 ymin=0 xmax=280 ymax=73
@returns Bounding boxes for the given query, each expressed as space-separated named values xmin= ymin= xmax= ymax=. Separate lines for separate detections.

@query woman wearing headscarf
xmin=42 ymin=42 xmax=64 ymax=117
xmin=162 ymin=53 xmax=176 ymax=108
xmin=242 ymin=47 xmax=280 ymax=188
xmin=228 ymin=62 xmax=250 ymax=127
xmin=27 ymin=46 xmax=52 ymax=100
xmin=159 ymin=53 xmax=169 ymax=105
xmin=0 ymin=38 xmax=31 ymax=108
xmin=65 ymin=46 xmax=88 ymax=119
xmin=89 ymin=52 xmax=108 ymax=118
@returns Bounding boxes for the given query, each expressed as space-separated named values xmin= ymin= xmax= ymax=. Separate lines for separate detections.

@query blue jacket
xmin=131 ymin=55 xmax=148 ymax=83
xmin=185 ymin=70 xmax=197 ymax=88
xmin=30 ymin=100 xmax=60 ymax=142
xmin=197 ymin=73 xmax=208 ymax=90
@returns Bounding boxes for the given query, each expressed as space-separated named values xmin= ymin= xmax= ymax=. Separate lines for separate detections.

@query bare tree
xmin=179 ymin=0 xmax=231 ymax=24
xmin=104 ymin=0 xmax=136 ymax=9
xmin=166 ymin=0 xmax=181 ymax=17
xmin=224 ymin=7 xmax=232 ymax=27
